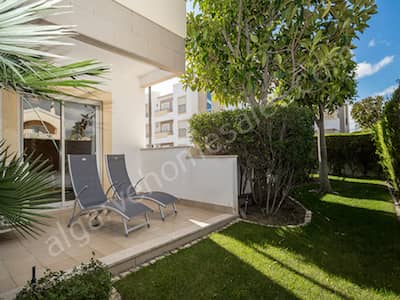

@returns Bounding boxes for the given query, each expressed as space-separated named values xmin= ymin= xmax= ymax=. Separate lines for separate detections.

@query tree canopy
xmin=351 ymin=95 xmax=384 ymax=130
xmin=184 ymin=0 xmax=377 ymax=109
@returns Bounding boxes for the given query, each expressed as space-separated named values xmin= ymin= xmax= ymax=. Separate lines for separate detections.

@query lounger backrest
xmin=106 ymin=154 xmax=136 ymax=199
xmin=68 ymin=155 xmax=107 ymax=208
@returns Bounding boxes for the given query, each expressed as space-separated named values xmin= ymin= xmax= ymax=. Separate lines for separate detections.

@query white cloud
xmin=368 ymin=39 xmax=376 ymax=47
xmin=368 ymin=39 xmax=391 ymax=48
xmin=356 ymin=56 xmax=394 ymax=79
xmin=373 ymin=85 xmax=397 ymax=97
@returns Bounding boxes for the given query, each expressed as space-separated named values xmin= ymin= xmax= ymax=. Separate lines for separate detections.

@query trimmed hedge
xmin=318 ymin=132 xmax=383 ymax=179
xmin=190 ymin=107 xmax=383 ymax=187
xmin=16 ymin=259 xmax=112 ymax=300
xmin=374 ymin=85 xmax=400 ymax=193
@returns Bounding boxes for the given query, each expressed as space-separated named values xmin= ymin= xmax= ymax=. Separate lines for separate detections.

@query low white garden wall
xmin=139 ymin=147 xmax=238 ymax=213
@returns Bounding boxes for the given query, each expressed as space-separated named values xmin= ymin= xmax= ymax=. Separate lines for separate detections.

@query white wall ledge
xmin=140 ymin=146 xmax=191 ymax=151
xmin=140 ymin=147 xmax=238 ymax=159
xmin=186 ymin=154 xmax=238 ymax=159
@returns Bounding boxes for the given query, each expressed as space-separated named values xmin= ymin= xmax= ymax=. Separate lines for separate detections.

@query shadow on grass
xmin=221 ymin=179 xmax=400 ymax=296
xmin=325 ymin=177 xmax=391 ymax=202
xmin=249 ymin=246 xmax=354 ymax=300
xmin=116 ymin=239 xmax=300 ymax=300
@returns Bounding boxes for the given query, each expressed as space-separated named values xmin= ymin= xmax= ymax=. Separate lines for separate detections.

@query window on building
xmin=158 ymin=120 xmax=173 ymax=134
xmin=145 ymin=103 xmax=149 ymax=117
xmin=178 ymin=120 xmax=189 ymax=138
xmin=178 ymin=96 xmax=186 ymax=114
xmin=145 ymin=124 xmax=150 ymax=137
xmin=160 ymin=98 xmax=173 ymax=112
xmin=178 ymin=128 xmax=187 ymax=137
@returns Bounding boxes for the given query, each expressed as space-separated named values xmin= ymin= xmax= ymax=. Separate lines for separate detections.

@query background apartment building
xmin=321 ymin=105 xmax=350 ymax=133
xmin=145 ymin=82 xmax=208 ymax=147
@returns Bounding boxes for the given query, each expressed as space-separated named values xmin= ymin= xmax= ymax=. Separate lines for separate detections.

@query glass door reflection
xmin=64 ymin=102 xmax=99 ymax=201
xmin=23 ymin=97 xmax=62 ymax=201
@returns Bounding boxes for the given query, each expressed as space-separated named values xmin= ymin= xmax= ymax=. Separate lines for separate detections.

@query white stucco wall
xmin=58 ymin=39 xmax=154 ymax=179
xmin=139 ymin=147 xmax=238 ymax=212
xmin=115 ymin=0 xmax=186 ymax=38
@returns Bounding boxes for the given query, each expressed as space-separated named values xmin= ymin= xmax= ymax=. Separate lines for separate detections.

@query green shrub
xmin=316 ymin=132 xmax=383 ymax=179
xmin=374 ymin=122 xmax=397 ymax=190
xmin=374 ymin=85 xmax=400 ymax=193
xmin=190 ymin=105 xmax=314 ymax=214
xmin=16 ymin=259 xmax=112 ymax=300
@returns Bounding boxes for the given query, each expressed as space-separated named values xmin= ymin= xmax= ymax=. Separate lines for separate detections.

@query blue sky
xmin=354 ymin=0 xmax=400 ymax=100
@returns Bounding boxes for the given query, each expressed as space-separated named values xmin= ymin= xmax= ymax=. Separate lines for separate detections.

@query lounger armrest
xmin=76 ymin=185 xmax=88 ymax=197
xmin=107 ymin=181 xmax=129 ymax=200
xmin=133 ymin=177 xmax=145 ymax=189
xmin=105 ymin=185 xmax=114 ymax=197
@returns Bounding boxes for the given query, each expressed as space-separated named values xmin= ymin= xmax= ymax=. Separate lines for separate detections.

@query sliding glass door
xmin=64 ymin=102 xmax=99 ymax=201
xmin=22 ymin=97 xmax=101 ymax=205
xmin=23 ymin=97 xmax=62 ymax=201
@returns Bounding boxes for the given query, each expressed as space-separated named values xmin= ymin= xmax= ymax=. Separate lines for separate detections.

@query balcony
xmin=154 ymin=107 xmax=173 ymax=117
xmin=154 ymin=130 xmax=173 ymax=139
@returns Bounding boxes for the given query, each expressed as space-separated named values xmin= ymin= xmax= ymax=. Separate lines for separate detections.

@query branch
xmin=222 ymin=29 xmax=236 ymax=57
xmin=235 ymin=0 xmax=243 ymax=56
xmin=244 ymin=17 xmax=250 ymax=56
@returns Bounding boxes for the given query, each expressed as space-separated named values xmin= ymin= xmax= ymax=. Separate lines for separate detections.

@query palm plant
xmin=0 ymin=0 xmax=108 ymax=235
xmin=0 ymin=140 xmax=58 ymax=236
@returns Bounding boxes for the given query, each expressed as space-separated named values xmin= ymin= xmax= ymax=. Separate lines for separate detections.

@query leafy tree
xmin=281 ymin=2 xmax=376 ymax=193
xmin=184 ymin=0 xmax=377 ymax=194
xmin=184 ymin=0 xmax=325 ymax=106
xmin=352 ymin=96 xmax=384 ymax=130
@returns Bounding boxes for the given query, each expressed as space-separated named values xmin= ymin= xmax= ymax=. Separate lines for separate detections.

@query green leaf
xmin=322 ymin=1 xmax=331 ymax=18
xmin=250 ymin=34 xmax=258 ymax=43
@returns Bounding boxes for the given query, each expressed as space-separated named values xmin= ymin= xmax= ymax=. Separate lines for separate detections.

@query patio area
xmin=0 ymin=200 xmax=236 ymax=296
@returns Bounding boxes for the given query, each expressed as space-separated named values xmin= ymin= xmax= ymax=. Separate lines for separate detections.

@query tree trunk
xmin=316 ymin=104 xmax=332 ymax=194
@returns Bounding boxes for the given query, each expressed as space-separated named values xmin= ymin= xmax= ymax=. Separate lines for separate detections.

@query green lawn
xmin=116 ymin=177 xmax=400 ymax=299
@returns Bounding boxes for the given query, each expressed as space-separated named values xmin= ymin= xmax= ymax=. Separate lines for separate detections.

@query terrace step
xmin=101 ymin=213 xmax=238 ymax=275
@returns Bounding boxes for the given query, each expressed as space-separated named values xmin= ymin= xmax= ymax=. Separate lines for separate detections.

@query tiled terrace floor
xmin=0 ymin=201 xmax=235 ymax=294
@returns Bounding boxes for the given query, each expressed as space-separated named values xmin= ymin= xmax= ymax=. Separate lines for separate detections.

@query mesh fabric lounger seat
xmin=106 ymin=154 xmax=178 ymax=221
xmin=68 ymin=154 xmax=152 ymax=236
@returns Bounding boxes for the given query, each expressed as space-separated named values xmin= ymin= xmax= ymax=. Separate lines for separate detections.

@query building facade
xmin=321 ymin=105 xmax=350 ymax=133
xmin=146 ymin=83 xmax=208 ymax=147
xmin=0 ymin=0 xmax=186 ymax=204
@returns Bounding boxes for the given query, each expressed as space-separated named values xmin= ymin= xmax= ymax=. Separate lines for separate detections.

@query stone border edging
xmin=240 ymin=196 xmax=312 ymax=228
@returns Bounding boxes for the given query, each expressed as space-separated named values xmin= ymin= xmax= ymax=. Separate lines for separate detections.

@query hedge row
xmin=316 ymin=132 xmax=383 ymax=179
xmin=190 ymin=108 xmax=384 ymax=182
xmin=374 ymin=86 xmax=400 ymax=193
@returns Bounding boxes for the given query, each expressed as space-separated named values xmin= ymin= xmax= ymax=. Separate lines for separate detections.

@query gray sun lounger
xmin=106 ymin=154 xmax=178 ymax=221
xmin=68 ymin=154 xmax=152 ymax=236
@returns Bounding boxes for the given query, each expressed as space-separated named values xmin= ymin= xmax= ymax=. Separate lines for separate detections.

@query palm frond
xmin=0 ymin=0 xmax=109 ymax=100
xmin=0 ymin=140 xmax=58 ymax=237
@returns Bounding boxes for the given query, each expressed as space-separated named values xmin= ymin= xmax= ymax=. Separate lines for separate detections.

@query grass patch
xmin=116 ymin=178 xmax=400 ymax=300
